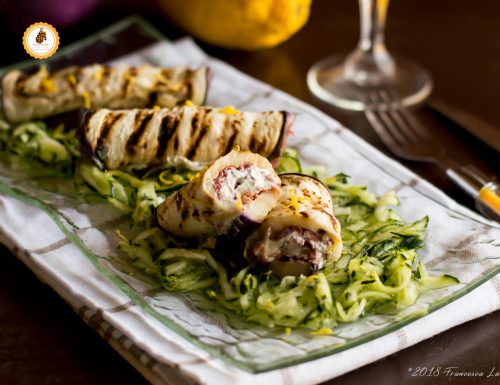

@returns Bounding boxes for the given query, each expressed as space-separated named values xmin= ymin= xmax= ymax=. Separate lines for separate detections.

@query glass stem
xmin=358 ymin=0 xmax=389 ymax=54
xmin=344 ymin=0 xmax=395 ymax=85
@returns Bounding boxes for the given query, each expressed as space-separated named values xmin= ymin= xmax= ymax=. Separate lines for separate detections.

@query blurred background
xmin=1 ymin=0 xmax=499 ymax=119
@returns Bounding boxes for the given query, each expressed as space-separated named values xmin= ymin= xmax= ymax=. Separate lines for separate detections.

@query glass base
xmin=307 ymin=54 xmax=433 ymax=111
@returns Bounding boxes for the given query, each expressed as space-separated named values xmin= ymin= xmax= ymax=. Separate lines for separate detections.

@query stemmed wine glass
xmin=307 ymin=0 xmax=432 ymax=110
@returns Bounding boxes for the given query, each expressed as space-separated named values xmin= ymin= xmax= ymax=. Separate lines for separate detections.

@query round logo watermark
xmin=23 ymin=22 xmax=59 ymax=59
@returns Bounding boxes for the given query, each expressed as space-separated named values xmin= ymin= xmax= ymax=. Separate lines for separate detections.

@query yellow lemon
xmin=158 ymin=0 xmax=312 ymax=50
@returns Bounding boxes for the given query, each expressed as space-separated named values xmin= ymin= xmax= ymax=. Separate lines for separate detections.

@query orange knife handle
xmin=477 ymin=182 xmax=500 ymax=221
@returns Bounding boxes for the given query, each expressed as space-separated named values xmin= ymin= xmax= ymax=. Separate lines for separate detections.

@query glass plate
xmin=0 ymin=16 xmax=499 ymax=374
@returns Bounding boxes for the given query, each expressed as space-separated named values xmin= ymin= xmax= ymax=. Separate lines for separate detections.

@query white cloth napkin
xmin=0 ymin=38 xmax=499 ymax=385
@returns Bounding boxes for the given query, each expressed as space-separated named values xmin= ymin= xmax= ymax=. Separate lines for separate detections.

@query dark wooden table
xmin=1 ymin=1 xmax=499 ymax=384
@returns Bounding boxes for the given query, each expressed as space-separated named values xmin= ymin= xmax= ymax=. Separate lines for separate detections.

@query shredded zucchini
xmin=0 ymin=112 xmax=458 ymax=331
xmin=0 ymin=115 xmax=78 ymax=175
xmin=115 ymin=152 xmax=459 ymax=330
xmin=74 ymin=163 xmax=192 ymax=227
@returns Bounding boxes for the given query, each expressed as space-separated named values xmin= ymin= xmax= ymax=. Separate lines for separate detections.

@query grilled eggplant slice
xmin=1 ymin=64 xmax=209 ymax=123
xmin=245 ymin=173 xmax=342 ymax=277
xmin=79 ymin=105 xmax=293 ymax=171
xmin=156 ymin=150 xmax=281 ymax=238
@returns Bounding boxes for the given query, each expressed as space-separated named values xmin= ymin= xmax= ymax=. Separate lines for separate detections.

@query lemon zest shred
xmin=155 ymin=72 xmax=170 ymax=84
xmin=285 ymin=327 xmax=292 ymax=336
xmin=38 ymin=65 xmax=56 ymax=94
xmin=108 ymin=170 xmax=144 ymax=187
xmin=311 ymin=328 xmax=332 ymax=336
xmin=289 ymin=188 xmax=300 ymax=213
xmin=185 ymin=99 xmax=194 ymax=107
xmin=266 ymin=299 xmax=274 ymax=308
xmin=67 ymin=74 xmax=77 ymax=86
xmin=219 ymin=105 xmax=239 ymax=115
xmin=115 ymin=229 xmax=128 ymax=242
xmin=93 ymin=66 xmax=105 ymax=81
xmin=207 ymin=290 xmax=217 ymax=298
xmin=159 ymin=172 xmax=173 ymax=186
xmin=172 ymin=174 xmax=185 ymax=183
xmin=169 ymin=83 xmax=182 ymax=91
xmin=123 ymin=69 xmax=136 ymax=94
xmin=153 ymin=105 xmax=161 ymax=111
xmin=81 ymin=91 xmax=91 ymax=109
xmin=326 ymin=244 xmax=337 ymax=255
xmin=234 ymin=144 xmax=241 ymax=152
xmin=156 ymin=72 xmax=182 ymax=91
xmin=304 ymin=274 xmax=320 ymax=284
xmin=41 ymin=77 xmax=56 ymax=93
xmin=236 ymin=191 xmax=243 ymax=210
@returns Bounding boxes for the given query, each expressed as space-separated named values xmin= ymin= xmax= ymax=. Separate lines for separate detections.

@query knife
xmin=428 ymin=99 xmax=500 ymax=153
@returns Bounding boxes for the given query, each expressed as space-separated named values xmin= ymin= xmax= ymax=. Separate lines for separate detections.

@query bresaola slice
xmin=245 ymin=173 xmax=343 ymax=277
xmin=156 ymin=150 xmax=281 ymax=238
xmin=1 ymin=64 xmax=209 ymax=123
xmin=79 ymin=105 xmax=293 ymax=171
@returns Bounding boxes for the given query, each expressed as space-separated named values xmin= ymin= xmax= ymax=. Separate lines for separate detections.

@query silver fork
xmin=365 ymin=90 xmax=500 ymax=221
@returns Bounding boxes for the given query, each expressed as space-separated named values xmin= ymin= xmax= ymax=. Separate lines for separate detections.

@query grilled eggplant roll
xmin=79 ymin=105 xmax=292 ymax=171
xmin=1 ymin=64 xmax=209 ymax=123
xmin=245 ymin=174 xmax=342 ymax=277
xmin=156 ymin=150 xmax=281 ymax=238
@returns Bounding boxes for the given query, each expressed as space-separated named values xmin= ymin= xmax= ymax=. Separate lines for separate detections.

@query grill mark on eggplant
xmin=203 ymin=208 xmax=215 ymax=216
xmin=126 ymin=111 xmax=153 ymax=154
xmin=121 ymin=67 xmax=137 ymax=95
xmin=186 ymin=123 xmax=209 ymax=159
xmin=269 ymin=111 xmax=288 ymax=160
xmin=185 ymin=109 xmax=208 ymax=159
xmin=82 ymin=109 xmax=93 ymax=135
xmin=15 ymin=73 xmax=27 ymax=88
xmin=95 ymin=113 xmax=123 ymax=164
xmin=161 ymin=69 xmax=173 ymax=80
xmin=65 ymin=67 xmax=82 ymax=91
xmin=99 ymin=66 xmax=111 ymax=88
xmin=175 ymin=192 xmax=183 ymax=210
xmin=66 ymin=71 xmax=77 ymax=90
xmin=222 ymin=118 xmax=241 ymax=155
xmin=223 ymin=131 xmax=238 ymax=155
xmin=50 ymin=67 xmax=69 ymax=81
xmin=16 ymin=73 xmax=50 ymax=98
xmin=14 ymin=73 xmax=28 ymax=97
xmin=148 ymin=91 xmax=158 ymax=107
xmin=181 ymin=206 xmax=189 ymax=220
xmin=169 ymin=109 xmax=184 ymax=155
xmin=255 ymin=130 xmax=268 ymax=154
xmin=248 ymin=121 xmax=260 ymax=152
xmin=156 ymin=114 xmax=175 ymax=159
xmin=182 ymin=70 xmax=193 ymax=100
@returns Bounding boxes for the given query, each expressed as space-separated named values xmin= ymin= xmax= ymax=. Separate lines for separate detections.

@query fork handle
xmin=446 ymin=168 xmax=500 ymax=222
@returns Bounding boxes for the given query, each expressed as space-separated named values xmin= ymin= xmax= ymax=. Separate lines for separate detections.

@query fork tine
xmin=365 ymin=108 xmax=400 ymax=148
xmin=378 ymin=90 xmax=420 ymax=143
xmin=399 ymin=108 xmax=433 ymax=140
xmin=368 ymin=92 xmax=408 ymax=145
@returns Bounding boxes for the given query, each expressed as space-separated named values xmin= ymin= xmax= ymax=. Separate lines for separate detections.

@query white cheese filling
xmin=215 ymin=164 xmax=277 ymax=203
